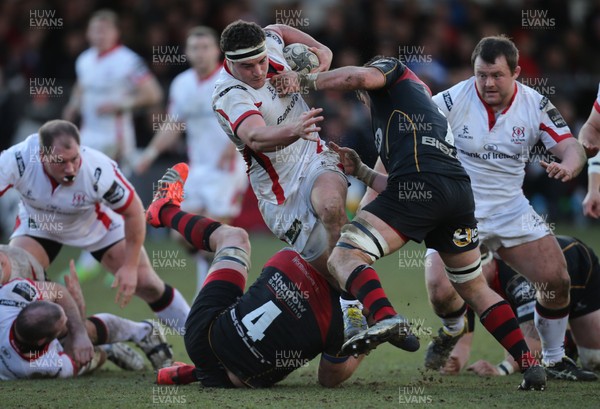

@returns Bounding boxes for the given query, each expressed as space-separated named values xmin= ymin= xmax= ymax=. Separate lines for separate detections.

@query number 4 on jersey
xmin=241 ymin=300 xmax=282 ymax=341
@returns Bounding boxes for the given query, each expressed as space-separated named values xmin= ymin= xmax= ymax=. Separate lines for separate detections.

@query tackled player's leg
xmin=424 ymin=249 xmax=470 ymax=371
xmin=439 ymin=248 xmax=546 ymax=390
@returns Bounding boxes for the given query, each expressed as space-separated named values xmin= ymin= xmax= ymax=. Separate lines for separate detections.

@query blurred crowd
xmin=1 ymin=0 xmax=599 ymax=233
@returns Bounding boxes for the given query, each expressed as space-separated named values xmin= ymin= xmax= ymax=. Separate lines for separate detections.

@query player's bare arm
xmin=135 ymin=119 xmax=183 ymax=174
xmin=98 ymin=76 xmax=163 ymax=115
xmin=273 ymin=66 xmax=385 ymax=95
xmin=543 ymin=137 xmax=586 ymax=182
xmin=315 ymin=66 xmax=386 ymax=91
xmin=265 ymin=24 xmax=332 ymax=72
xmin=63 ymin=81 xmax=82 ymax=122
xmin=329 ymin=141 xmax=387 ymax=193
xmin=64 ymin=259 xmax=87 ymax=319
xmin=318 ymin=354 xmax=364 ymax=388
xmin=236 ymin=107 xmax=323 ymax=152
xmin=583 ymin=160 xmax=600 ymax=218
xmin=467 ymin=320 xmax=540 ymax=377
xmin=112 ymin=193 xmax=145 ymax=307
xmin=579 ymin=105 xmax=600 ymax=157
xmin=358 ymin=158 xmax=387 ymax=211
xmin=37 ymin=280 xmax=94 ymax=367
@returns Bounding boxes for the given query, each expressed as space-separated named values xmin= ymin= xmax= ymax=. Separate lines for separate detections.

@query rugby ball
xmin=283 ymin=43 xmax=320 ymax=74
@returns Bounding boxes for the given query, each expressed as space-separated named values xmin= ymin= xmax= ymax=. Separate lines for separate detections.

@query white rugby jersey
xmin=0 ymin=279 xmax=74 ymax=380
xmin=589 ymin=84 xmax=600 ymax=174
xmin=76 ymin=45 xmax=152 ymax=157
xmin=433 ymin=78 xmax=573 ymax=217
xmin=0 ymin=135 xmax=135 ymax=247
xmin=168 ymin=65 xmax=244 ymax=173
xmin=212 ymin=30 xmax=326 ymax=205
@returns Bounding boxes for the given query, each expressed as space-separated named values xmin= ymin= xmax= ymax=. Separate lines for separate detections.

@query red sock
xmin=159 ymin=205 xmax=221 ymax=251
xmin=346 ymin=265 xmax=397 ymax=323
xmin=480 ymin=300 xmax=537 ymax=371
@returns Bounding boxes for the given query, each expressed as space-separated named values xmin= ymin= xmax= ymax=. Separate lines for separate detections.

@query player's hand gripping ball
xmin=283 ymin=43 xmax=320 ymax=74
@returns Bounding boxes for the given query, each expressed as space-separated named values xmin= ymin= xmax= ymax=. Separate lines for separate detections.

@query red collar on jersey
xmin=97 ymin=43 xmax=122 ymax=58
xmin=40 ymin=152 xmax=83 ymax=193
xmin=475 ymin=82 xmax=518 ymax=131
xmin=9 ymin=321 xmax=51 ymax=362
xmin=41 ymin=162 xmax=59 ymax=193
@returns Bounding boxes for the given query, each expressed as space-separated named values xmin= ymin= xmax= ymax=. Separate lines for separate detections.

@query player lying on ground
xmin=273 ymin=56 xmax=546 ymax=390
xmin=438 ymin=237 xmax=600 ymax=379
xmin=0 ymin=261 xmax=174 ymax=380
xmin=146 ymin=163 xmax=364 ymax=388
xmin=0 ymin=119 xmax=189 ymax=335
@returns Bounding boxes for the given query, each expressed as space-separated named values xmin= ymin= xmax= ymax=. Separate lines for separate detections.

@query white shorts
xmin=425 ymin=203 xmax=551 ymax=257
xmin=181 ymin=165 xmax=248 ymax=219
xmin=11 ymin=208 xmax=125 ymax=253
xmin=477 ymin=202 xmax=551 ymax=251
xmin=259 ymin=150 xmax=346 ymax=260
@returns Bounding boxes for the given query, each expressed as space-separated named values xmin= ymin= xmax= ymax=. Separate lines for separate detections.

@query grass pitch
xmin=1 ymin=224 xmax=599 ymax=408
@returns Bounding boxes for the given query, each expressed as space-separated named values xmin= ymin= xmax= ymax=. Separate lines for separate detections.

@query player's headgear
xmin=220 ymin=20 xmax=267 ymax=62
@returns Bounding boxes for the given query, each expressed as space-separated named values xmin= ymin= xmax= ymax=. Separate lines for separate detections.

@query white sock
xmin=339 ymin=297 xmax=363 ymax=309
xmin=155 ymin=288 xmax=190 ymax=335
xmin=92 ymin=313 xmax=151 ymax=343
xmin=441 ymin=314 xmax=465 ymax=336
xmin=534 ymin=308 xmax=568 ymax=365
xmin=195 ymin=254 xmax=210 ymax=296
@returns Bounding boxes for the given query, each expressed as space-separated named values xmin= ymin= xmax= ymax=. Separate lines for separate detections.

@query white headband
xmin=225 ymin=41 xmax=267 ymax=62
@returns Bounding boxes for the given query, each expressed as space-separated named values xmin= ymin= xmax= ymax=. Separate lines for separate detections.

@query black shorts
xmin=26 ymin=235 xmax=122 ymax=264
xmin=363 ymin=173 xmax=478 ymax=254
xmin=184 ymin=280 xmax=241 ymax=388
xmin=570 ymin=264 xmax=600 ymax=319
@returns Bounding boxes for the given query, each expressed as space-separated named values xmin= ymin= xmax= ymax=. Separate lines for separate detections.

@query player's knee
xmin=315 ymin=196 xmax=347 ymax=232
xmin=544 ymin=270 xmax=571 ymax=300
